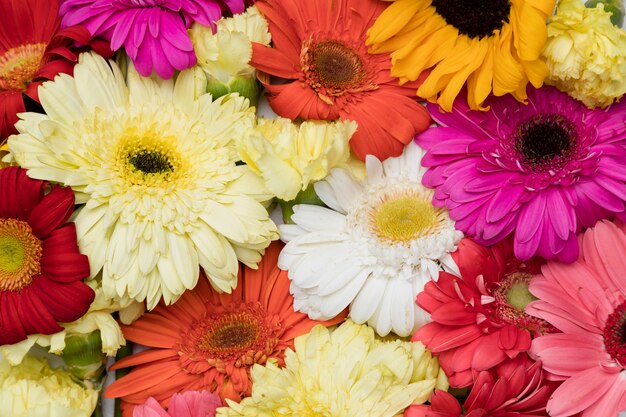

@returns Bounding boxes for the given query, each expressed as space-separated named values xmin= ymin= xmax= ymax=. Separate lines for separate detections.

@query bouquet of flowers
xmin=1 ymin=0 xmax=625 ymax=416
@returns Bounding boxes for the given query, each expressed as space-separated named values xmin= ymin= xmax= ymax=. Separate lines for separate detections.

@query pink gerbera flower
xmin=59 ymin=0 xmax=245 ymax=79
xmin=134 ymin=391 xmax=221 ymax=417
xmin=527 ymin=220 xmax=626 ymax=417
xmin=415 ymin=86 xmax=626 ymax=263
xmin=413 ymin=238 xmax=553 ymax=387
xmin=406 ymin=356 xmax=558 ymax=417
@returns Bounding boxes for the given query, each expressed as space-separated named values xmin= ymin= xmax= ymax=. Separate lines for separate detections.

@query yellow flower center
xmin=431 ymin=0 xmax=511 ymax=39
xmin=0 ymin=43 xmax=46 ymax=91
xmin=114 ymin=130 xmax=185 ymax=188
xmin=370 ymin=192 xmax=445 ymax=243
xmin=0 ymin=218 xmax=42 ymax=291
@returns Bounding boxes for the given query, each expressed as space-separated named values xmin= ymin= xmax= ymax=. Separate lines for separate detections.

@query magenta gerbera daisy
xmin=416 ymin=86 xmax=626 ymax=263
xmin=527 ymin=219 xmax=626 ymax=417
xmin=0 ymin=167 xmax=93 ymax=346
xmin=58 ymin=0 xmax=245 ymax=79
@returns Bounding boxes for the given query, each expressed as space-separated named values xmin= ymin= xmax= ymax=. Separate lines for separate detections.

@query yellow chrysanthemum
xmin=6 ymin=52 xmax=278 ymax=309
xmin=0 ymin=280 xmax=133 ymax=365
xmin=0 ymin=355 xmax=98 ymax=417
xmin=238 ymin=118 xmax=357 ymax=201
xmin=366 ymin=0 xmax=555 ymax=111
xmin=217 ymin=320 xmax=448 ymax=417
xmin=190 ymin=5 xmax=271 ymax=102
xmin=543 ymin=0 xmax=626 ymax=108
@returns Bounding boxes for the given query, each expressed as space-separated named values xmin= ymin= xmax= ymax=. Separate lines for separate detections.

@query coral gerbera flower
xmin=0 ymin=0 xmax=107 ymax=140
xmin=216 ymin=320 xmax=448 ymax=417
xmin=406 ymin=356 xmax=558 ymax=417
xmin=527 ymin=220 xmax=626 ymax=417
xmin=415 ymin=86 xmax=626 ymax=263
xmin=250 ymin=0 xmax=431 ymax=161
xmin=104 ymin=242 xmax=346 ymax=416
xmin=279 ymin=141 xmax=462 ymax=337
xmin=0 ymin=167 xmax=93 ymax=346
xmin=413 ymin=238 xmax=552 ymax=388
xmin=366 ymin=0 xmax=555 ymax=111
xmin=59 ymin=0 xmax=245 ymax=79
xmin=7 ymin=52 xmax=278 ymax=310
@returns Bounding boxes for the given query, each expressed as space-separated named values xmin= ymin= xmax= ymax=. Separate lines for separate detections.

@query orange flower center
xmin=300 ymin=38 xmax=377 ymax=104
xmin=177 ymin=302 xmax=283 ymax=375
xmin=0 ymin=218 xmax=42 ymax=291
xmin=493 ymin=272 xmax=554 ymax=334
xmin=0 ymin=43 xmax=46 ymax=91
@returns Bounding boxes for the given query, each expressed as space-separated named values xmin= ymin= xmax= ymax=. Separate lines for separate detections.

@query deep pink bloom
xmin=413 ymin=238 xmax=552 ymax=388
xmin=133 ymin=391 xmax=221 ymax=417
xmin=405 ymin=356 xmax=558 ymax=417
xmin=527 ymin=220 xmax=626 ymax=417
xmin=415 ymin=86 xmax=626 ymax=263
xmin=59 ymin=0 xmax=245 ymax=79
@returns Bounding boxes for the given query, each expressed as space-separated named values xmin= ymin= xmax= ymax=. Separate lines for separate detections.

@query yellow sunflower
xmin=366 ymin=0 xmax=556 ymax=111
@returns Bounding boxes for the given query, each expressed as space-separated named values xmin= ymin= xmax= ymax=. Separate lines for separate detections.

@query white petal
xmin=350 ymin=274 xmax=387 ymax=324
xmin=391 ymin=280 xmax=416 ymax=337
xmin=319 ymin=268 xmax=369 ymax=318
xmin=291 ymin=205 xmax=346 ymax=232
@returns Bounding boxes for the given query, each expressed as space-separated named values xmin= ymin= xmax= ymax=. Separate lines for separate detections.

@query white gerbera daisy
xmin=278 ymin=142 xmax=462 ymax=337
xmin=7 ymin=52 xmax=278 ymax=309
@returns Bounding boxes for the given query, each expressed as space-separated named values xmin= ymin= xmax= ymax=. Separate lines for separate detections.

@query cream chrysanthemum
xmin=543 ymin=0 xmax=626 ymax=108
xmin=7 ymin=52 xmax=278 ymax=309
xmin=278 ymin=142 xmax=462 ymax=337
xmin=0 ymin=356 xmax=98 ymax=417
xmin=217 ymin=320 xmax=447 ymax=417
xmin=238 ymin=117 xmax=357 ymax=201
xmin=190 ymin=5 xmax=271 ymax=101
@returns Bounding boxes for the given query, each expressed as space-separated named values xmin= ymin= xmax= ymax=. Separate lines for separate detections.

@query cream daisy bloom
xmin=190 ymin=5 xmax=271 ymax=102
xmin=238 ymin=117 xmax=357 ymax=201
xmin=7 ymin=52 xmax=278 ymax=309
xmin=217 ymin=320 xmax=448 ymax=417
xmin=0 ymin=356 xmax=98 ymax=417
xmin=279 ymin=142 xmax=462 ymax=337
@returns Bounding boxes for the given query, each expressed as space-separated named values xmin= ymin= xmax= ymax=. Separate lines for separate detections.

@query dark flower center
xmin=311 ymin=41 xmax=365 ymax=89
xmin=128 ymin=150 xmax=173 ymax=174
xmin=514 ymin=114 xmax=577 ymax=168
xmin=431 ymin=0 xmax=511 ymax=39
xmin=201 ymin=315 xmax=260 ymax=351
xmin=603 ymin=300 xmax=626 ymax=367
xmin=301 ymin=38 xmax=377 ymax=102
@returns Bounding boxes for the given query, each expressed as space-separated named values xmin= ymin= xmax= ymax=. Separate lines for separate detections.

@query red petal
xmin=27 ymin=185 xmax=75 ymax=238
xmin=0 ymin=166 xmax=45 ymax=220
xmin=0 ymin=292 xmax=28 ymax=344
xmin=40 ymin=252 xmax=90 ymax=282
xmin=32 ymin=276 xmax=94 ymax=322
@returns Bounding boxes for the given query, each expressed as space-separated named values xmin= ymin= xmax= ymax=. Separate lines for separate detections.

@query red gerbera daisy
xmin=0 ymin=0 xmax=109 ymax=140
xmin=406 ymin=356 xmax=558 ymax=417
xmin=0 ymin=167 xmax=93 ymax=345
xmin=105 ymin=241 xmax=347 ymax=417
xmin=250 ymin=0 xmax=431 ymax=161
xmin=413 ymin=238 xmax=553 ymax=388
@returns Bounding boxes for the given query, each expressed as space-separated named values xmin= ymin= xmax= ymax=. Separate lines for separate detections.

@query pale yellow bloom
xmin=217 ymin=320 xmax=447 ymax=417
xmin=239 ymin=117 xmax=358 ymax=201
xmin=7 ymin=52 xmax=278 ymax=309
xmin=0 ymin=355 xmax=98 ymax=417
xmin=0 ymin=280 xmax=131 ymax=365
xmin=190 ymin=6 xmax=270 ymax=101
xmin=543 ymin=0 xmax=626 ymax=108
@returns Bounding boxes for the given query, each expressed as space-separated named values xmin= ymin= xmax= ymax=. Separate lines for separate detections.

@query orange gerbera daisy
xmin=250 ymin=0 xmax=431 ymax=161
xmin=104 ymin=242 xmax=346 ymax=416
